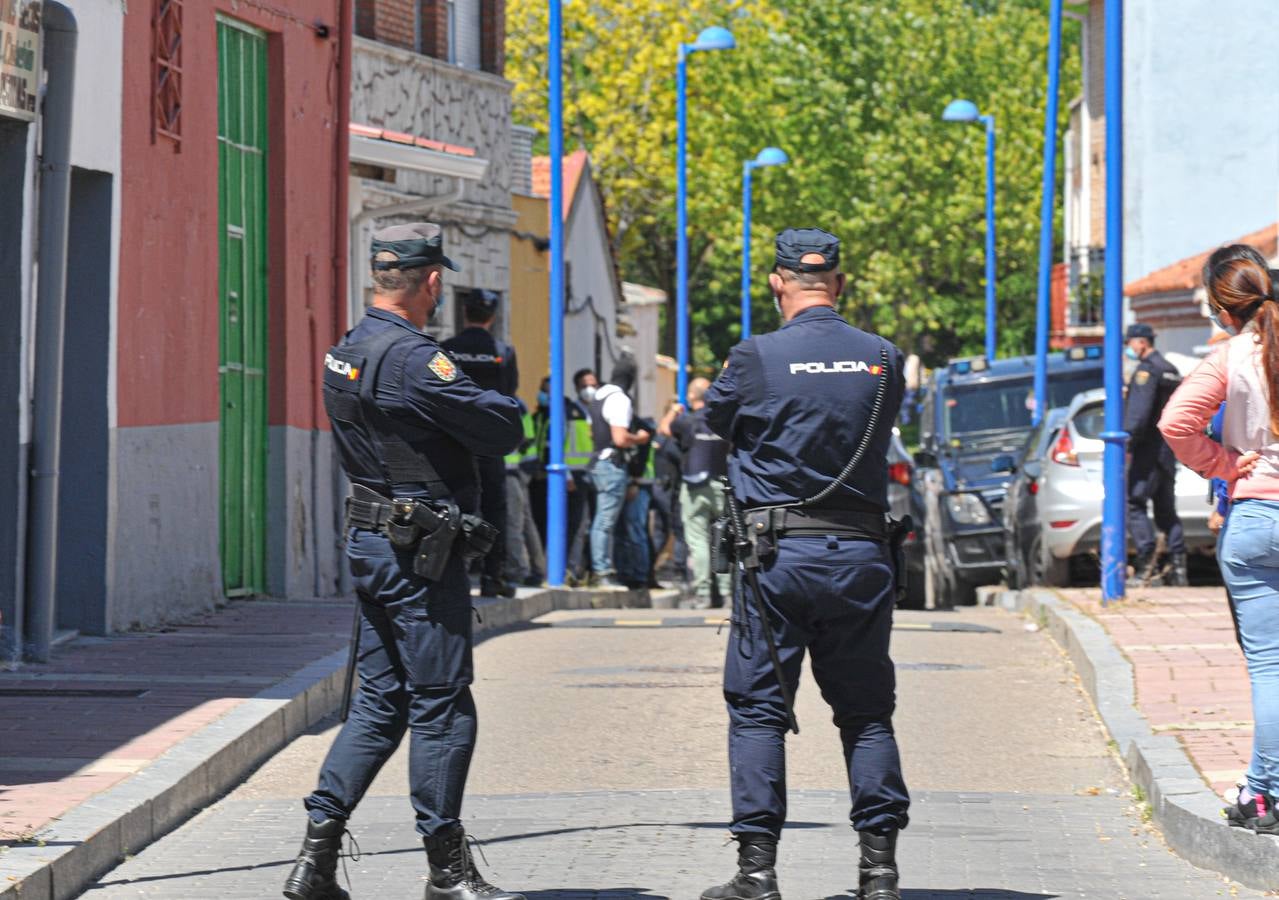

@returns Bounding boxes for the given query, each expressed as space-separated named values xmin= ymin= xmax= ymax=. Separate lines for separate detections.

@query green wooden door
xmin=217 ymin=20 xmax=268 ymax=596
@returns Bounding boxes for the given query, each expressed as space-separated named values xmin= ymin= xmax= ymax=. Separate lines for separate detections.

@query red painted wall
xmin=119 ymin=0 xmax=347 ymax=431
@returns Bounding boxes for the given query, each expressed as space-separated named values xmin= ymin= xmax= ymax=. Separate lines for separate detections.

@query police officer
xmin=443 ymin=290 xmax=520 ymax=598
xmin=285 ymin=223 xmax=524 ymax=900
xmin=1123 ymin=322 xmax=1187 ymax=587
xmin=702 ymin=229 xmax=909 ymax=900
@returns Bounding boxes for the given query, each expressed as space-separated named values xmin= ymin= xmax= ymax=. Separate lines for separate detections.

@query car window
xmin=943 ymin=367 xmax=1103 ymax=439
xmin=1020 ymin=418 xmax=1048 ymax=464
xmin=1073 ymin=404 xmax=1106 ymax=440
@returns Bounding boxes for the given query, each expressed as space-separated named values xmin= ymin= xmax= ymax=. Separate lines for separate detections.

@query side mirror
xmin=991 ymin=454 xmax=1017 ymax=474
xmin=913 ymin=449 xmax=937 ymax=469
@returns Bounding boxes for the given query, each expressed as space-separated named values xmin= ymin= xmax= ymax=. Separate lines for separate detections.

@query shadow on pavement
xmin=522 ymin=892 xmax=669 ymax=899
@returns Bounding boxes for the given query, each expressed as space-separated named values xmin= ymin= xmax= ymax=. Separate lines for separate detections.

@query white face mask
xmin=1210 ymin=311 xmax=1238 ymax=336
xmin=579 ymin=386 xmax=597 ymax=404
xmin=773 ymin=295 xmax=783 ymax=320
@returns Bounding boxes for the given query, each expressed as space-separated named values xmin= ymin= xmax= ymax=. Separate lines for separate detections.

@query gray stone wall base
xmin=0 ymin=586 xmax=653 ymax=900
xmin=986 ymin=586 xmax=1279 ymax=891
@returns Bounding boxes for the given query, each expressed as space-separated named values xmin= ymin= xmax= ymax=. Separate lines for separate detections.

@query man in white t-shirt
xmin=587 ymin=354 xmax=651 ymax=589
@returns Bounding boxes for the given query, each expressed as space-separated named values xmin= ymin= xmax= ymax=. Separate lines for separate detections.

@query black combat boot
xmin=700 ymin=835 xmax=781 ymax=900
xmin=858 ymin=831 xmax=900 ymax=900
xmin=425 ymin=827 xmax=525 ymax=900
xmin=1126 ymin=553 xmax=1156 ymax=589
xmin=282 ymin=817 xmax=351 ymax=900
xmin=1166 ymin=552 xmax=1189 ymax=588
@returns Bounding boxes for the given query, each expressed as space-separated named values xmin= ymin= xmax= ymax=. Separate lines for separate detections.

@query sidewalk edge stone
xmin=0 ymin=587 xmax=644 ymax=900
xmin=1003 ymin=587 xmax=1279 ymax=892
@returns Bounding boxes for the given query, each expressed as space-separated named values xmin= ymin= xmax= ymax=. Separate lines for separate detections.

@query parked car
xmin=888 ymin=427 xmax=926 ymax=608
xmin=914 ymin=349 xmax=1104 ymax=606
xmin=997 ymin=407 xmax=1068 ymax=589
xmin=1026 ymin=388 xmax=1215 ymax=585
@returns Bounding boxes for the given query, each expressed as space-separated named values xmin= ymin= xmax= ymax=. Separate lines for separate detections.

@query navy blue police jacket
xmin=1123 ymin=349 xmax=1181 ymax=471
xmin=442 ymin=326 xmax=519 ymax=398
xmin=704 ymin=305 xmax=905 ymax=512
xmin=324 ymin=308 xmax=522 ymax=514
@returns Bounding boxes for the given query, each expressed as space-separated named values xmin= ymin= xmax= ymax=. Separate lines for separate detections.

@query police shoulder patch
xmin=427 ymin=351 xmax=458 ymax=382
xmin=1135 ymin=370 xmax=1151 ymax=385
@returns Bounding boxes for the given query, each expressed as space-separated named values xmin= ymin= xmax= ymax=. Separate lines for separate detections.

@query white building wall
xmin=563 ymin=180 xmax=623 ymax=388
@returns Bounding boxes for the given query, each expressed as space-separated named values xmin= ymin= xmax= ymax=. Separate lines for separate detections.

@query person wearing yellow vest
xmin=529 ymin=373 xmax=596 ymax=583
xmin=504 ymin=399 xmax=545 ymax=586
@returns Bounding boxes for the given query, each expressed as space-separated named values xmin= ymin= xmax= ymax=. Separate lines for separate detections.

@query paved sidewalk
xmin=0 ymin=598 xmax=352 ymax=843
xmin=1057 ymin=585 xmax=1250 ymax=797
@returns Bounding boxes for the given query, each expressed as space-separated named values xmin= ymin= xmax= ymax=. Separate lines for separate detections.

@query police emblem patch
xmin=428 ymin=351 xmax=458 ymax=382
xmin=1135 ymin=370 xmax=1151 ymax=385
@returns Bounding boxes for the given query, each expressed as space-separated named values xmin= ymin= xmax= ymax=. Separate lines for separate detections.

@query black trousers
xmin=1128 ymin=458 xmax=1186 ymax=559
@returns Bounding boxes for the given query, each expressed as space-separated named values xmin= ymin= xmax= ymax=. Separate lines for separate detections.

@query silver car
xmin=1033 ymin=388 xmax=1215 ymax=585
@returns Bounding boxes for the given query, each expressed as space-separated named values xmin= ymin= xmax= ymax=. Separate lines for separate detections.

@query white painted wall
xmin=563 ymin=173 xmax=624 ymax=393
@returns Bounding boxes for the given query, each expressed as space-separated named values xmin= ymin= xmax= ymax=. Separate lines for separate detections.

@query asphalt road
xmin=83 ymin=606 xmax=1260 ymax=898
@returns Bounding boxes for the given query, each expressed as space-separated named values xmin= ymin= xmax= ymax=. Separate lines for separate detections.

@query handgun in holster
xmin=459 ymin=514 xmax=498 ymax=561
xmin=388 ymin=497 xmax=461 ymax=582
xmin=887 ymin=515 xmax=913 ymax=603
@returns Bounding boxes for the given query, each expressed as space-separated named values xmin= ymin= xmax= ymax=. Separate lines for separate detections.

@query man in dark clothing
xmin=443 ymin=290 xmax=519 ymax=598
xmin=1123 ymin=322 xmax=1187 ymax=587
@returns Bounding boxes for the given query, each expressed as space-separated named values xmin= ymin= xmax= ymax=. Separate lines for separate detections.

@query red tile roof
xmin=531 ymin=150 xmax=589 ymax=217
xmin=349 ymin=122 xmax=476 ymax=158
xmin=1125 ymin=221 xmax=1278 ymax=296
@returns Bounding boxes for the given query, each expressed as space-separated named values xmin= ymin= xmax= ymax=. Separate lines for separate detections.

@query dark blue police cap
xmin=370 ymin=222 xmax=460 ymax=272
xmin=1125 ymin=323 xmax=1155 ymax=341
xmin=466 ymin=289 xmax=501 ymax=313
xmin=775 ymin=228 xmax=840 ymax=273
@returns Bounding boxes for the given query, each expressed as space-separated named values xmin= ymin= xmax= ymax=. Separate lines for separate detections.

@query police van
xmin=913 ymin=349 xmax=1103 ymax=607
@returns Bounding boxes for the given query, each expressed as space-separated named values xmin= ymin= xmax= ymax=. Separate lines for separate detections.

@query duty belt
xmin=345 ymin=484 xmax=406 ymax=530
xmin=745 ymin=506 xmax=888 ymax=543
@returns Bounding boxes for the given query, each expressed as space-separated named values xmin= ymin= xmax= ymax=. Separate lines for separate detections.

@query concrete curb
xmin=986 ymin=586 xmax=1279 ymax=891
xmin=0 ymin=586 xmax=663 ymax=900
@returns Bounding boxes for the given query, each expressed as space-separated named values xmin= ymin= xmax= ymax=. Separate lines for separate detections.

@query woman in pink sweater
xmin=1158 ymin=243 xmax=1277 ymax=834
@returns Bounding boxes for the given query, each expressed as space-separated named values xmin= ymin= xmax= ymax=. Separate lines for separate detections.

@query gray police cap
xmin=370 ymin=222 xmax=460 ymax=272
xmin=775 ymin=228 xmax=840 ymax=273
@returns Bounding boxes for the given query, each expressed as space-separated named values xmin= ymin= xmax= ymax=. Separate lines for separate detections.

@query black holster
xmin=459 ymin=513 xmax=498 ymax=561
xmin=887 ymin=515 xmax=913 ymax=603
xmin=711 ymin=516 xmax=734 ymax=575
xmin=389 ymin=497 xmax=461 ymax=582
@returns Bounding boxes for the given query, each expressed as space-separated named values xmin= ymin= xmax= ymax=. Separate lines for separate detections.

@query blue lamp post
xmin=676 ymin=25 xmax=735 ymax=401
xmin=943 ymin=98 xmax=998 ymax=361
xmin=1033 ymin=0 xmax=1065 ymax=426
xmin=1100 ymin=0 xmax=1127 ymax=604
xmin=546 ymin=0 xmax=567 ymax=586
xmin=740 ymin=146 xmax=788 ymax=340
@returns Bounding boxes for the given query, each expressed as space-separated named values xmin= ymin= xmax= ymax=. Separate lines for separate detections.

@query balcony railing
xmin=1067 ymin=245 xmax=1105 ymax=329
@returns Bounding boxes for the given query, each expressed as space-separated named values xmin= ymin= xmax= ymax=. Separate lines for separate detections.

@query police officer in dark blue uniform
xmin=701 ymin=229 xmax=909 ymax=900
xmin=1123 ymin=322 xmax=1187 ymax=587
xmin=443 ymin=290 xmax=520 ymax=598
xmin=284 ymin=223 xmax=525 ymax=900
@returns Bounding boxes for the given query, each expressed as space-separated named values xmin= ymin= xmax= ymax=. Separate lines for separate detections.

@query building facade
xmin=1059 ymin=0 xmax=1279 ymax=350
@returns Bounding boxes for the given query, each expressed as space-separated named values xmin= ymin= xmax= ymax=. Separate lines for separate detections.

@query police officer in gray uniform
xmin=702 ymin=229 xmax=909 ymax=900
xmin=284 ymin=224 xmax=525 ymax=900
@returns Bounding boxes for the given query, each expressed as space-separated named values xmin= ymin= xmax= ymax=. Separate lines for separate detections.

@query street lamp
xmin=546 ymin=0 xmax=567 ymax=585
xmin=740 ymin=146 xmax=788 ymax=340
xmin=676 ymin=25 xmax=735 ymax=401
xmin=943 ymin=98 xmax=998 ymax=361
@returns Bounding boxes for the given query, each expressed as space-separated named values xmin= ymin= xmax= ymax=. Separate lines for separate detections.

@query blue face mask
xmin=537 ymin=391 xmax=549 ymax=407
xmin=1124 ymin=347 xmax=1140 ymax=361
xmin=1210 ymin=311 xmax=1238 ymax=336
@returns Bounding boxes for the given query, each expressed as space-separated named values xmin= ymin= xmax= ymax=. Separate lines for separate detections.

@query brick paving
xmin=1057 ymin=586 xmax=1252 ymax=797
xmin=82 ymin=789 xmax=1256 ymax=898
xmin=0 ymin=598 xmax=352 ymax=842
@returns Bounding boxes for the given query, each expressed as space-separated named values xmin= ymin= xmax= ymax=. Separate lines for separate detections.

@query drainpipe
xmin=346 ymin=180 xmax=467 ymax=327
xmin=26 ymin=2 xmax=77 ymax=662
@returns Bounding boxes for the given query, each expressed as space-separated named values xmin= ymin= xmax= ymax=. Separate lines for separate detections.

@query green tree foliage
xmin=507 ymin=0 xmax=1079 ymax=370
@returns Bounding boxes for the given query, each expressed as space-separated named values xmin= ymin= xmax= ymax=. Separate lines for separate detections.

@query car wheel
xmin=1032 ymin=534 xmax=1071 ymax=588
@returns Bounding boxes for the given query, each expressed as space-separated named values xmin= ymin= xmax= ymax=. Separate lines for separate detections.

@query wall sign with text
xmin=1 ymin=0 xmax=42 ymax=122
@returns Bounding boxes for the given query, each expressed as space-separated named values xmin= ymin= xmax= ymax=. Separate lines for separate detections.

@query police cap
xmin=465 ymin=289 xmax=501 ymax=315
xmin=1125 ymin=323 xmax=1155 ymax=341
xmin=775 ymin=228 xmax=840 ymax=273
xmin=370 ymin=222 xmax=460 ymax=272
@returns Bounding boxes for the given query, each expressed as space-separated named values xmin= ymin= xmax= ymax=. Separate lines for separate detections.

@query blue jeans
xmin=1219 ymin=500 xmax=1279 ymax=797
xmin=615 ymin=484 xmax=652 ymax=585
xmin=589 ymin=458 xmax=628 ymax=575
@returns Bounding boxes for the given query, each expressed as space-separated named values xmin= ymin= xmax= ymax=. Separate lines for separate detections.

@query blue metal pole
xmin=1100 ymin=0 xmax=1127 ymax=604
xmin=1033 ymin=0 xmax=1064 ymax=426
xmin=546 ymin=0 xmax=567 ymax=586
xmin=675 ymin=49 xmax=690 ymax=402
xmin=983 ymin=115 xmax=997 ymax=361
xmin=741 ymin=162 xmax=753 ymax=340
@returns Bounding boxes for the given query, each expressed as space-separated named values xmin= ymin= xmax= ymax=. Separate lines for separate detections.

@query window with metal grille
xmin=153 ymin=0 xmax=182 ymax=147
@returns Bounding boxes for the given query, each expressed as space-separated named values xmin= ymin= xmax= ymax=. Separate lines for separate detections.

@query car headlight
xmin=945 ymin=492 xmax=992 ymax=525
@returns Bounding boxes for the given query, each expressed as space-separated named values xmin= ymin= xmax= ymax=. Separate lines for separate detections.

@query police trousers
xmin=1128 ymin=458 xmax=1186 ymax=558
xmin=306 ymin=528 xmax=476 ymax=839
xmin=726 ymin=534 xmax=910 ymax=838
